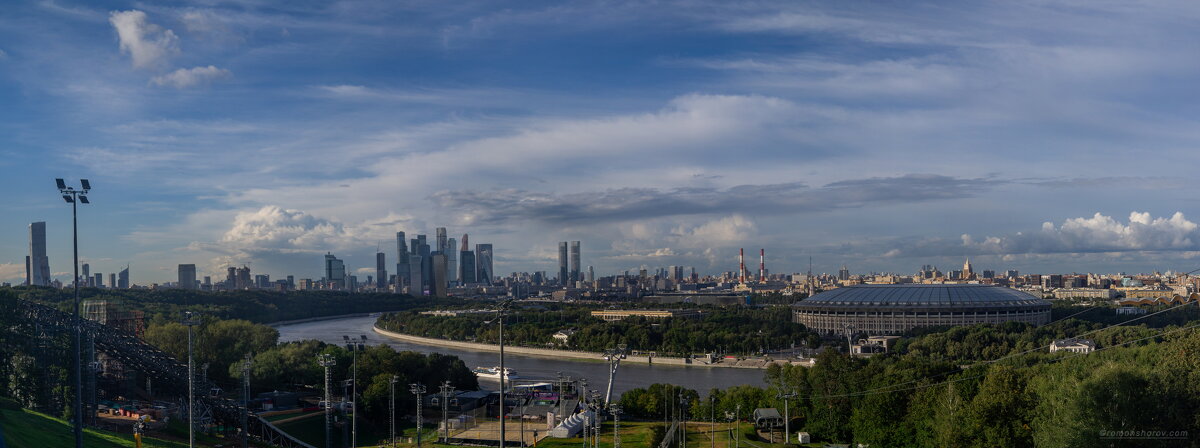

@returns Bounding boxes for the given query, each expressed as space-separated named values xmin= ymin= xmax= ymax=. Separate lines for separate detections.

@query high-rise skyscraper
xmin=459 ymin=234 xmax=476 ymax=284
xmin=431 ymin=253 xmax=448 ymax=297
xmin=324 ymin=253 xmax=346 ymax=290
xmin=236 ymin=266 xmax=252 ymax=289
xmin=226 ymin=266 xmax=237 ymax=289
xmin=475 ymin=244 xmax=494 ymax=286
xmin=178 ymin=264 xmax=197 ymax=290
xmin=82 ymin=263 xmax=90 ymax=287
xmin=409 ymin=254 xmax=424 ymax=295
xmin=118 ymin=266 xmax=129 ymax=289
xmin=569 ymin=241 xmax=581 ymax=284
xmin=838 ymin=265 xmax=850 ymax=281
xmin=109 ymin=273 xmax=116 ymax=289
xmin=436 ymin=227 xmax=448 ymax=254
xmin=376 ymin=252 xmax=387 ymax=290
xmin=558 ymin=242 xmax=569 ymax=286
xmin=93 ymin=273 xmax=103 ymax=288
xmin=417 ymin=236 xmax=432 ymax=293
xmin=446 ymin=237 xmax=458 ymax=284
xmin=27 ymin=222 xmax=50 ymax=286
xmin=395 ymin=231 xmax=410 ymax=290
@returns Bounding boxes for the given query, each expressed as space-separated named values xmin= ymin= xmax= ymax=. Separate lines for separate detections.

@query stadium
xmin=792 ymin=284 xmax=1051 ymax=335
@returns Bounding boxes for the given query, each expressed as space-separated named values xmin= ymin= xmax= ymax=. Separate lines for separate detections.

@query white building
xmin=1049 ymin=338 xmax=1096 ymax=354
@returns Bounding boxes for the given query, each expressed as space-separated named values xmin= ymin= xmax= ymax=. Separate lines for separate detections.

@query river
xmin=275 ymin=315 xmax=767 ymax=397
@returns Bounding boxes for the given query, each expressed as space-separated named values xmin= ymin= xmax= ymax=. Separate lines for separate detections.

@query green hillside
xmin=0 ymin=405 xmax=192 ymax=448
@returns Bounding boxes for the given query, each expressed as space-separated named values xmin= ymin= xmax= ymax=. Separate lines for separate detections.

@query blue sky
xmin=2 ymin=0 xmax=1200 ymax=284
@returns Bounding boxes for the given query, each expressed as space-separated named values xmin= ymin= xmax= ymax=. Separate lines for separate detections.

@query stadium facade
xmin=793 ymin=284 xmax=1051 ymax=335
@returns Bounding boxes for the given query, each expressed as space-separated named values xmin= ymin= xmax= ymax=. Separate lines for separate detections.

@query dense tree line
xmin=5 ymin=285 xmax=461 ymax=325
xmin=224 ymin=339 xmax=479 ymax=425
xmin=0 ymin=287 xmax=479 ymax=427
xmin=614 ymin=311 xmax=1200 ymax=447
xmin=377 ymin=305 xmax=821 ymax=356
xmin=142 ymin=316 xmax=480 ymax=420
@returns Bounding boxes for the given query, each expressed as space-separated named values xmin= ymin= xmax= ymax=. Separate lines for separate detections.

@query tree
xmin=962 ymin=366 xmax=1033 ymax=448
xmin=805 ymin=349 xmax=859 ymax=442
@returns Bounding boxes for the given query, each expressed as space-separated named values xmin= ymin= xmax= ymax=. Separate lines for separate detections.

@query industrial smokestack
xmin=760 ymin=248 xmax=766 ymax=283
xmin=738 ymin=248 xmax=745 ymax=283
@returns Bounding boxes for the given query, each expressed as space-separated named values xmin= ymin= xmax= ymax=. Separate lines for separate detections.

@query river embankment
xmin=371 ymin=324 xmax=806 ymax=369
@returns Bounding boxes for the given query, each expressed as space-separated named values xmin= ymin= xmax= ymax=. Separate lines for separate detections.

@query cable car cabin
xmin=752 ymin=408 xmax=784 ymax=429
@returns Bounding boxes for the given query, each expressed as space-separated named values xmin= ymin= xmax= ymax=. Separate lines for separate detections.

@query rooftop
xmin=796 ymin=284 xmax=1047 ymax=310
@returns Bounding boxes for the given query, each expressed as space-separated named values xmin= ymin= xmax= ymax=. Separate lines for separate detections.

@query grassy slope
xmin=0 ymin=407 xmax=192 ymax=448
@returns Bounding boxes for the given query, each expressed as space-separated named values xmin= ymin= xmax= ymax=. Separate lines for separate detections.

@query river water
xmin=275 ymin=315 xmax=767 ymax=397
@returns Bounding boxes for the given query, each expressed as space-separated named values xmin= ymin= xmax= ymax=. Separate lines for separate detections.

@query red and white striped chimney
xmin=739 ymin=248 xmax=746 ymax=284
xmin=760 ymin=248 xmax=766 ymax=283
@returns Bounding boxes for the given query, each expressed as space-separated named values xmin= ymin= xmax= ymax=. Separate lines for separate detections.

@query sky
xmin=2 ymin=0 xmax=1200 ymax=285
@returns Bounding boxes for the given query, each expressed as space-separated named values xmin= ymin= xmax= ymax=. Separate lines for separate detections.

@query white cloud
xmin=883 ymin=212 xmax=1200 ymax=259
xmin=671 ymin=215 xmax=757 ymax=247
xmin=151 ymin=65 xmax=232 ymax=88
xmin=218 ymin=206 xmax=360 ymax=253
xmin=0 ymin=49 xmax=7 ymax=59
xmin=181 ymin=10 xmax=223 ymax=35
xmin=109 ymin=10 xmax=179 ymax=69
xmin=0 ymin=263 xmax=25 ymax=283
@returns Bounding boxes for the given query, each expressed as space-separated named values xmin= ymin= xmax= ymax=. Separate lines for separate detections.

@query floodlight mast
xmin=57 ymin=178 xmax=91 ymax=448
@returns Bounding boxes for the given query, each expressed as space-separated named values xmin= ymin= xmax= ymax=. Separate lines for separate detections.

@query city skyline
xmin=4 ymin=1 xmax=1200 ymax=284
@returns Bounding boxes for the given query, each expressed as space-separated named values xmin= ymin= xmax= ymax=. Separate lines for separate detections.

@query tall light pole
xmin=555 ymin=372 xmax=565 ymax=426
xmin=777 ymin=391 xmax=796 ymax=445
xmin=344 ymin=335 xmax=367 ymax=447
xmin=318 ymin=354 xmax=336 ymax=448
xmin=57 ymin=178 xmax=90 ymax=448
xmin=499 ymin=305 xmax=507 ymax=448
xmin=390 ymin=375 xmax=399 ymax=448
xmin=241 ymin=354 xmax=252 ymax=448
xmin=439 ymin=381 xmax=456 ymax=444
xmin=488 ymin=300 xmax=513 ymax=448
xmin=410 ymin=383 xmax=426 ymax=447
xmin=700 ymin=391 xmax=710 ymax=446
xmin=678 ymin=395 xmax=688 ymax=448
xmin=590 ymin=390 xmax=602 ymax=448
xmin=181 ymin=311 xmax=200 ymax=448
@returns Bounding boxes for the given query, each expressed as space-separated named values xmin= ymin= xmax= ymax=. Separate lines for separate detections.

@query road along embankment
xmin=371 ymin=324 xmax=790 ymax=369
xmin=268 ymin=312 xmax=377 ymax=327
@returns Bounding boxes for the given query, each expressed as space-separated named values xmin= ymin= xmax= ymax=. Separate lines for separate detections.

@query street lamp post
xmin=343 ymin=335 xmax=367 ymax=447
xmin=56 ymin=178 xmax=90 ymax=448
xmin=181 ymin=311 xmax=200 ymax=448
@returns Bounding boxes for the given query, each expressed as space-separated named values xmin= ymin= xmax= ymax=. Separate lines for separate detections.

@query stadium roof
xmin=795 ymin=284 xmax=1048 ymax=312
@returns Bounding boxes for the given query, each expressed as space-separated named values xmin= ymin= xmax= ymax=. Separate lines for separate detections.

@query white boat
xmin=473 ymin=366 xmax=519 ymax=381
